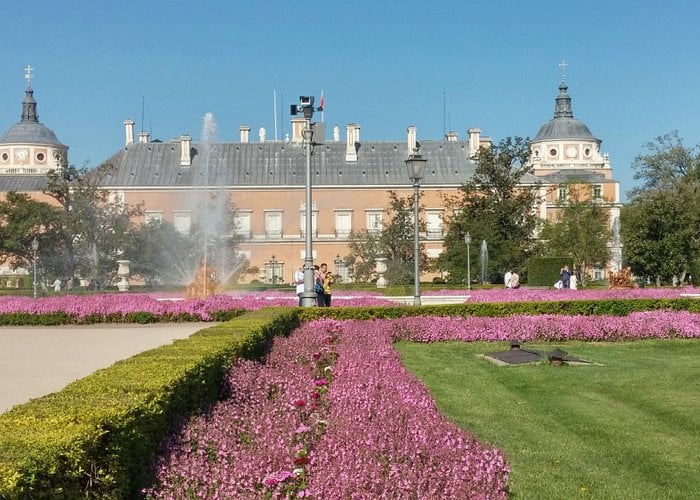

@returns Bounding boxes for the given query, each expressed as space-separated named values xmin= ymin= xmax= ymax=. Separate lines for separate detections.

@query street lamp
xmin=406 ymin=149 xmax=427 ymax=306
xmin=464 ymin=232 xmax=471 ymax=291
xmin=291 ymin=96 xmax=323 ymax=306
xmin=31 ymin=237 xmax=39 ymax=298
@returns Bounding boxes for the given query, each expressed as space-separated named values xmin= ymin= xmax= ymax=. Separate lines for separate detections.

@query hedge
xmin=0 ymin=307 xmax=299 ymax=499
xmin=0 ymin=298 xmax=697 ymax=497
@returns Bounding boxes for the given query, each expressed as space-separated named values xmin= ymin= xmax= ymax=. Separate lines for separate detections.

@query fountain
xmin=480 ymin=240 xmax=489 ymax=284
xmin=179 ymin=113 xmax=247 ymax=296
xmin=186 ymin=261 xmax=219 ymax=298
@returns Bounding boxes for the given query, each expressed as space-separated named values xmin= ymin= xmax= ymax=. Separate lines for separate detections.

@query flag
xmin=320 ymin=93 xmax=325 ymax=110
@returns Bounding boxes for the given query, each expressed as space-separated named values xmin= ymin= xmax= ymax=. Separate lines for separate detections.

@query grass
xmin=396 ymin=339 xmax=700 ymax=499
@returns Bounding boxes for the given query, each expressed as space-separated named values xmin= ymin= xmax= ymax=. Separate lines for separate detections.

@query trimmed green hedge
xmin=0 ymin=307 xmax=299 ymax=499
xmin=0 ymin=298 xmax=697 ymax=497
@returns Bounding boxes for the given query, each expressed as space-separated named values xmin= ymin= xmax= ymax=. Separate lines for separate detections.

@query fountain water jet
xmin=480 ymin=240 xmax=489 ymax=284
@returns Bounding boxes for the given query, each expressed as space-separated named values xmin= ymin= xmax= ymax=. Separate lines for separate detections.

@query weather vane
xmin=558 ymin=59 xmax=568 ymax=83
xmin=24 ymin=64 xmax=33 ymax=90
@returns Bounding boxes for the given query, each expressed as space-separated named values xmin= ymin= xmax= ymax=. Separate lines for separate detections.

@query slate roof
xmin=97 ymin=140 xmax=494 ymax=189
xmin=537 ymin=170 xmax=608 ymax=183
xmin=0 ymin=175 xmax=48 ymax=192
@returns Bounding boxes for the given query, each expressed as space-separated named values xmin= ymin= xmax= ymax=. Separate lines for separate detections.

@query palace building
xmin=0 ymin=67 xmax=622 ymax=285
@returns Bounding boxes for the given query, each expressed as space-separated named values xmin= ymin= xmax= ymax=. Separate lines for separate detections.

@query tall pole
xmin=413 ymin=180 xmax=421 ymax=306
xmin=467 ymin=241 xmax=471 ymax=291
xmin=301 ymin=118 xmax=317 ymax=306
xmin=31 ymin=237 xmax=38 ymax=299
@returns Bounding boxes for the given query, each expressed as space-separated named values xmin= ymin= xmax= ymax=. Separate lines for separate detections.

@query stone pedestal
xmin=117 ymin=260 xmax=130 ymax=292
xmin=375 ymin=257 xmax=388 ymax=288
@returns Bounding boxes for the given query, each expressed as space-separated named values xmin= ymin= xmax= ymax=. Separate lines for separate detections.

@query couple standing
xmin=294 ymin=262 xmax=335 ymax=306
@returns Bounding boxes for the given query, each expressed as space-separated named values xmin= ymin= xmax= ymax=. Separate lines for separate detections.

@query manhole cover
xmin=482 ymin=343 xmax=593 ymax=366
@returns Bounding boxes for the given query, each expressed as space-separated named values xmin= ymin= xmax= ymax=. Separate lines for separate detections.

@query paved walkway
xmin=0 ymin=323 xmax=210 ymax=414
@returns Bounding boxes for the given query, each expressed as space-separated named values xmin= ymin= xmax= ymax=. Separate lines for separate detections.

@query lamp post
xmin=406 ymin=150 xmax=427 ymax=306
xmin=464 ymin=232 xmax=471 ymax=291
xmin=291 ymin=96 xmax=323 ymax=306
xmin=31 ymin=237 xmax=39 ymax=298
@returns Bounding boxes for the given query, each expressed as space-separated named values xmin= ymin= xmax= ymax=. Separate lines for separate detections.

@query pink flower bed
xmin=388 ymin=311 xmax=700 ymax=342
xmin=0 ymin=293 xmax=394 ymax=321
xmin=145 ymin=319 xmax=510 ymax=498
xmin=424 ymin=286 xmax=699 ymax=302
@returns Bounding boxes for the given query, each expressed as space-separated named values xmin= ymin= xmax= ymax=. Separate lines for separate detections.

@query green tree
xmin=345 ymin=191 xmax=428 ymax=285
xmin=624 ymin=131 xmax=700 ymax=285
xmin=630 ymin=131 xmax=699 ymax=195
xmin=539 ymin=183 xmax=611 ymax=286
xmin=43 ymin=164 xmax=144 ymax=284
xmin=0 ymin=192 xmax=62 ymax=283
xmin=621 ymin=190 xmax=695 ymax=285
xmin=438 ymin=136 xmax=540 ymax=284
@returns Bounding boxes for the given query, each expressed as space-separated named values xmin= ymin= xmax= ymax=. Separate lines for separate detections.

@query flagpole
xmin=273 ymin=90 xmax=278 ymax=142
xmin=320 ymin=89 xmax=325 ymax=122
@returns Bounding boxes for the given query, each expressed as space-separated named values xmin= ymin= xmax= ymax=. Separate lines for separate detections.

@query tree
xmin=345 ymin=191 xmax=428 ymax=285
xmin=539 ymin=183 xmax=611 ymax=285
xmin=624 ymin=131 xmax=700 ymax=285
xmin=0 ymin=192 xmax=62 ymax=282
xmin=621 ymin=189 xmax=695 ymax=285
xmin=630 ymin=131 xmax=700 ymax=196
xmin=43 ymin=164 xmax=144 ymax=284
xmin=438 ymin=136 xmax=540 ymax=283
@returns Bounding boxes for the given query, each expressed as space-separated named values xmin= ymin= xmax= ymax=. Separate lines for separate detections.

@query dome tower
xmin=0 ymin=65 xmax=68 ymax=174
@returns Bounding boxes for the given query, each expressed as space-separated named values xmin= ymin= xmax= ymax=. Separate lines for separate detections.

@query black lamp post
xmin=31 ymin=237 xmax=39 ymax=298
xmin=405 ymin=150 xmax=427 ymax=306
xmin=464 ymin=232 xmax=471 ymax=291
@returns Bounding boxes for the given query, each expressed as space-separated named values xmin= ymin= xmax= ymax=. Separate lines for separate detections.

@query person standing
xmin=320 ymin=262 xmax=335 ymax=307
xmin=561 ymin=265 xmax=571 ymax=289
xmin=314 ymin=265 xmax=324 ymax=306
xmin=53 ymin=278 xmax=62 ymax=293
xmin=570 ymin=270 xmax=578 ymax=290
xmin=294 ymin=265 xmax=305 ymax=306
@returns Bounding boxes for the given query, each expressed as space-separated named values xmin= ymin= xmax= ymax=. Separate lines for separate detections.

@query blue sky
xmin=1 ymin=0 xmax=698 ymax=201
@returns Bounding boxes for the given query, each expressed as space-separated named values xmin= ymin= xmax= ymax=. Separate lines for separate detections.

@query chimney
xmin=240 ymin=125 xmax=250 ymax=143
xmin=345 ymin=123 xmax=360 ymax=162
xmin=291 ymin=117 xmax=306 ymax=142
xmin=123 ymin=119 xmax=135 ymax=146
xmin=180 ymin=135 xmax=192 ymax=166
xmin=468 ymin=127 xmax=481 ymax=157
xmin=407 ymin=126 xmax=417 ymax=155
xmin=445 ymin=131 xmax=458 ymax=142
xmin=138 ymin=131 xmax=149 ymax=144
xmin=259 ymin=126 xmax=266 ymax=142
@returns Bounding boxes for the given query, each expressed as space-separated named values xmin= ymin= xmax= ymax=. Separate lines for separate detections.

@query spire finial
xmin=558 ymin=59 xmax=568 ymax=83
xmin=24 ymin=64 xmax=33 ymax=90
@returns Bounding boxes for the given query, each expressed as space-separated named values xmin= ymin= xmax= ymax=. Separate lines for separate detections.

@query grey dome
xmin=532 ymin=81 xmax=599 ymax=143
xmin=0 ymin=88 xmax=65 ymax=147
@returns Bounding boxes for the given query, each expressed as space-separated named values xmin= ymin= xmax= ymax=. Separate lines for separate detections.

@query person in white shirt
xmin=504 ymin=270 xmax=513 ymax=289
xmin=294 ymin=265 xmax=305 ymax=306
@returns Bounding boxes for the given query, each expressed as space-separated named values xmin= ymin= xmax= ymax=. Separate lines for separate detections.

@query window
xmin=426 ymin=210 xmax=444 ymax=239
xmin=592 ymin=185 xmax=603 ymax=201
xmin=265 ymin=211 xmax=283 ymax=239
xmin=299 ymin=204 xmax=317 ymax=238
xmin=145 ymin=211 xmax=163 ymax=224
xmin=335 ymin=210 xmax=352 ymax=238
xmin=558 ymin=187 xmax=568 ymax=200
xmin=173 ymin=211 xmax=192 ymax=234
xmin=234 ymin=211 xmax=252 ymax=239
xmin=366 ymin=210 xmax=384 ymax=235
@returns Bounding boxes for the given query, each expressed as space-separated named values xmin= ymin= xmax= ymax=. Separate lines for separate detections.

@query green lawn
xmin=396 ymin=339 xmax=700 ymax=499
